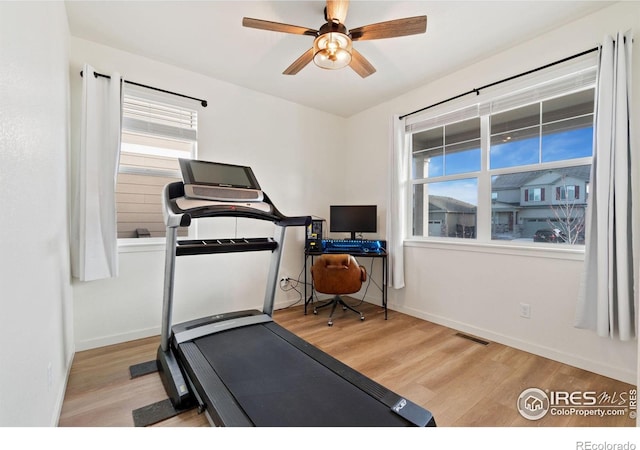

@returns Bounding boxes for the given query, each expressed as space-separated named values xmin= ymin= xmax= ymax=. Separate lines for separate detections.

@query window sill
xmin=404 ymin=238 xmax=585 ymax=261
xmin=118 ymin=238 xmax=166 ymax=253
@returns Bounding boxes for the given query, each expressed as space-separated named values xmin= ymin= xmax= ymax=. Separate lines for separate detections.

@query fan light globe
xmin=313 ymin=31 xmax=352 ymax=70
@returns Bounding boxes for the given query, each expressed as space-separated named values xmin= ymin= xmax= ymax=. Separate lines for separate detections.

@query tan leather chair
xmin=311 ymin=254 xmax=366 ymax=326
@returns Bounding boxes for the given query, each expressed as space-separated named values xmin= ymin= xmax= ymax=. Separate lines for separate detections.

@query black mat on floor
xmin=132 ymin=398 xmax=189 ymax=427
xmin=129 ymin=360 xmax=158 ymax=379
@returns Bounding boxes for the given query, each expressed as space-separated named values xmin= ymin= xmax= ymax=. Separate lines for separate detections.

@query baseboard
xmin=274 ymin=294 xmax=383 ymax=313
xmin=52 ymin=351 xmax=75 ymax=426
xmin=391 ymin=303 xmax=636 ymax=385
xmin=75 ymin=326 xmax=161 ymax=352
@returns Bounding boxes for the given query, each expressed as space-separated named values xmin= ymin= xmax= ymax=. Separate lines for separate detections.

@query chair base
xmin=313 ymin=295 xmax=365 ymax=326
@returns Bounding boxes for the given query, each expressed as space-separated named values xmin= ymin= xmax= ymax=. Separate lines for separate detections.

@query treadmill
xmin=156 ymin=158 xmax=436 ymax=427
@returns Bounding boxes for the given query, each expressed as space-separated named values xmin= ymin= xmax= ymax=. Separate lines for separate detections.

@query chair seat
xmin=311 ymin=254 xmax=366 ymax=326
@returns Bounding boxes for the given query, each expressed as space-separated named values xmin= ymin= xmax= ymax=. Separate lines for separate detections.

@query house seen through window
xmin=116 ymin=87 xmax=197 ymax=239
xmin=409 ymin=66 xmax=595 ymax=246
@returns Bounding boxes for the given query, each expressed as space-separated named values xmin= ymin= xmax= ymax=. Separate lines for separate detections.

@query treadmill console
xmin=179 ymin=158 xmax=264 ymax=202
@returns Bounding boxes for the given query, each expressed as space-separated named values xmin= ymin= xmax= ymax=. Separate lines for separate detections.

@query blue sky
xmin=490 ymin=126 xmax=593 ymax=169
xmin=427 ymin=178 xmax=478 ymax=206
xmin=422 ymin=126 xmax=593 ymax=206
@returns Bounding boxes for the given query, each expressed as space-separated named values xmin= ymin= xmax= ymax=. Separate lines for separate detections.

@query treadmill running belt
xmin=195 ymin=324 xmax=409 ymax=426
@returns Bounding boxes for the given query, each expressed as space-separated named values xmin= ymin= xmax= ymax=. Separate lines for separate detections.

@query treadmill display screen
xmin=180 ymin=159 xmax=261 ymax=189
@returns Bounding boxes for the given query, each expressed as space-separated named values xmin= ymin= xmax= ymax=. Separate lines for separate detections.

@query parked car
xmin=533 ymin=228 xmax=567 ymax=243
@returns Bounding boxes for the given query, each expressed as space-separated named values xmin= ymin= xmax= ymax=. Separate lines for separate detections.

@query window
xmin=558 ymin=185 xmax=579 ymax=201
xmin=407 ymin=61 xmax=595 ymax=246
xmin=116 ymin=86 xmax=198 ymax=239
xmin=411 ymin=114 xmax=481 ymax=238
xmin=489 ymin=89 xmax=595 ymax=169
xmin=525 ymin=188 xmax=544 ymax=202
xmin=412 ymin=118 xmax=481 ymax=178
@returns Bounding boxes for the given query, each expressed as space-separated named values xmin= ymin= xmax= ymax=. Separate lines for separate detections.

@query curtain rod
xmin=399 ymin=46 xmax=599 ymax=120
xmin=80 ymin=70 xmax=208 ymax=107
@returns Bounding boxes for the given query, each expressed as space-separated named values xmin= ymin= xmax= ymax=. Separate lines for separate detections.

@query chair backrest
xmin=311 ymin=254 xmax=366 ymax=295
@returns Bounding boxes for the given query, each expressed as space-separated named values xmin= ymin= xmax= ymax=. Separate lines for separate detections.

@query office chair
xmin=311 ymin=254 xmax=366 ymax=326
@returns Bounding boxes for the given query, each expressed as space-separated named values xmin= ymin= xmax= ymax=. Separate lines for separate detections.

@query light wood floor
xmin=59 ymin=301 xmax=636 ymax=427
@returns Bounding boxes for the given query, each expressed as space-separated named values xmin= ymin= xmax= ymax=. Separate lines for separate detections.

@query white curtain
xmin=387 ymin=115 xmax=408 ymax=289
xmin=576 ymin=32 xmax=635 ymax=340
xmin=70 ymin=64 xmax=122 ymax=281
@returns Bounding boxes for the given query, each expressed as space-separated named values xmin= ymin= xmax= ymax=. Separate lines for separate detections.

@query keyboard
xmin=321 ymin=239 xmax=386 ymax=254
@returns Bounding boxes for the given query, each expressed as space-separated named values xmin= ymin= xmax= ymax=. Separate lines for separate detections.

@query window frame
xmin=404 ymin=57 xmax=596 ymax=252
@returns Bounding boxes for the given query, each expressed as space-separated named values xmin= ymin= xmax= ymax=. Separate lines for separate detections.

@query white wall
xmin=0 ymin=2 xmax=74 ymax=426
xmin=345 ymin=1 xmax=640 ymax=384
xmin=69 ymin=37 xmax=348 ymax=350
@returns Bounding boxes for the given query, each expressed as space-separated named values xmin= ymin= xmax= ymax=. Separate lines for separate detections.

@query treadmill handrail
xmin=163 ymin=181 xmax=311 ymax=228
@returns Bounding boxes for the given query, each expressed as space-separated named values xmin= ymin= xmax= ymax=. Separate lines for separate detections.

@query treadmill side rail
xmin=179 ymin=342 xmax=254 ymax=426
xmin=391 ymin=397 xmax=436 ymax=427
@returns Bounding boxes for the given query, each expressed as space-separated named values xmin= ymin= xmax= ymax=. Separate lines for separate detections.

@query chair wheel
xmin=313 ymin=309 xmax=318 ymax=315
xmin=328 ymin=321 xmax=333 ymax=326
xmin=360 ymin=316 xmax=365 ymax=321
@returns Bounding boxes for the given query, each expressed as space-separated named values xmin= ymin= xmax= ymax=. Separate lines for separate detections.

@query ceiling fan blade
xmin=242 ymin=17 xmax=317 ymax=36
xmin=349 ymin=48 xmax=376 ymax=78
xmin=326 ymin=0 xmax=349 ymax=23
xmin=350 ymin=16 xmax=427 ymax=41
xmin=283 ymin=48 xmax=315 ymax=75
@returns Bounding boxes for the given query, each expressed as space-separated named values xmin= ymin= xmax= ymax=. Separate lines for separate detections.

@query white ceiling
xmin=64 ymin=1 xmax=610 ymax=117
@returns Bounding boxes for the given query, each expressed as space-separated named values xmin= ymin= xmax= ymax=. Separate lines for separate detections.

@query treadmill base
xmin=157 ymin=346 xmax=194 ymax=409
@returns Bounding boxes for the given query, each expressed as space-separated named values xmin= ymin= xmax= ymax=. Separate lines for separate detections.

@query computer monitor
xmin=330 ymin=205 xmax=377 ymax=240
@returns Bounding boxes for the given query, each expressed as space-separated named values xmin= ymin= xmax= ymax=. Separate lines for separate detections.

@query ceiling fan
xmin=242 ymin=0 xmax=427 ymax=78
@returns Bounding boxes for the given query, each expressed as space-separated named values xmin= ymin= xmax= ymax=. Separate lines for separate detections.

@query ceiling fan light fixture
xmin=313 ymin=30 xmax=352 ymax=70
xmin=242 ymin=2 xmax=427 ymax=78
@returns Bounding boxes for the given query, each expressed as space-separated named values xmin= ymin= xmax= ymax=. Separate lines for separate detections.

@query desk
xmin=304 ymin=250 xmax=388 ymax=320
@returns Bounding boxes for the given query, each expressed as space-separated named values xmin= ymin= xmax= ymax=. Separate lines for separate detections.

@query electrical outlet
xmin=279 ymin=276 xmax=291 ymax=288
xmin=520 ymin=303 xmax=531 ymax=319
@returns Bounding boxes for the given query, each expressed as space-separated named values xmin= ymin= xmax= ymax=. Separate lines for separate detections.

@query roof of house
xmin=492 ymin=165 xmax=591 ymax=190
xmin=429 ymin=196 xmax=477 ymax=213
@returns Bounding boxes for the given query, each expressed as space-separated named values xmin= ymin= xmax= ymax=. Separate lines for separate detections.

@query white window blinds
xmin=122 ymin=84 xmax=198 ymax=142
xmin=405 ymin=105 xmax=479 ymax=134
xmin=486 ymin=67 xmax=597 ymax=116
xmin=405 ymin=51 xmax=597 ymax=133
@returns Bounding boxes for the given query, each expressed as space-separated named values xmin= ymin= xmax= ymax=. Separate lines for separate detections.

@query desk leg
xmin=304 ymin=254 xmax=315 ymax=315
xmin=304 ymin=254 xmax=308 ymax=314
xmin=383 ymin=256 xmax=388 ymax=320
